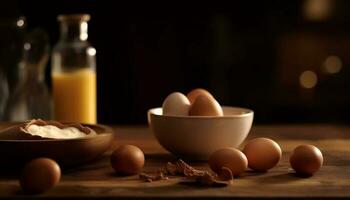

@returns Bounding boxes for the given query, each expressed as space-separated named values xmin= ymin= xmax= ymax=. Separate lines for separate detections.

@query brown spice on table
xmin=164 ymin=159 xmax=207 ymax=177
xmin=139 ymin=172 xmax=168 ymax=182
xmin=140 ymin=159 xmax=233 ymax=187
xmin=164 ymin=161 xmax=179 ymax=175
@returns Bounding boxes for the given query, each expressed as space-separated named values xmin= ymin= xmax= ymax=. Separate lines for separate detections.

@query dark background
xmin=0 ymin=0 xmax=349 ymax=124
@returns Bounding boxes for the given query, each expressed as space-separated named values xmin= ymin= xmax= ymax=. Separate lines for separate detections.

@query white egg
xmin=162 ymin=92 xmax=190 ymax=116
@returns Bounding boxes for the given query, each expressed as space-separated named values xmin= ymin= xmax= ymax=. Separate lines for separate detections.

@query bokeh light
xmin=80 ymin=22 xmax=88 ymax=41
xmin=303 ymin=0 xmax=333 ymax=21
xmin=16 ymin=19 xmax=24 ymax=27
xmin=24 ymin=43 xmax=31 ymax=51
xmin=323 ymin=55 xmax=342 ymax=74
xmin=87 ymin=47 xmax=96 ymax=56
xmin=299 ymin=70 xmax=318 ymax=89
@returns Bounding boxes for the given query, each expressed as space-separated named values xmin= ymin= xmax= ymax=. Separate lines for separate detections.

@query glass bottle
xmin=0 ymin=69 xmax=8 ymax=120
xmin=5 ymin=29 xmax=51 ymax=121
xmin=0 ymin=16 xmax=26 ymax=120
xmin=52 ymin=14 xmax=97 ymax=124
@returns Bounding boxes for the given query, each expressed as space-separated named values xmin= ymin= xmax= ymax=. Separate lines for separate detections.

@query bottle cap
xmin=57 ymin=14 xmax=90 ymax=23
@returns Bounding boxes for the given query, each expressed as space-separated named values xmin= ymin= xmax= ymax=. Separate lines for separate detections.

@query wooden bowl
xmin=0 ymin=123 xmax=114 ymax=167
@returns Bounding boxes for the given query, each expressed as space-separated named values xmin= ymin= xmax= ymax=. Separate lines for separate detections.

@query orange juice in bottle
xmin=52 ymin=14 xmax=97 ymax=124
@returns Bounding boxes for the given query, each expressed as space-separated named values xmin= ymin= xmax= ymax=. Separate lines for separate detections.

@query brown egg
xmin=209 ymin=148 xmax=248 ymax=176
xmin=189 ymin=94 xmax=223 ymax=116
xmin=20 ymin=158 xmax=61 ymax=194
xmin=187 ymin=88 xmax=214 ymax=104
xmin=289 ymin=144 xmax=323 ymax=176
xmin=110 ymin=144 xmax=145 ymax=175
xmin=243 ymin=138 xmax=282 ymax=172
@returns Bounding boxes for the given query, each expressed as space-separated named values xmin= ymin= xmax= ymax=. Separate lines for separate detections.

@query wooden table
xmin=0 ymin=124 xmax=349 ymax=199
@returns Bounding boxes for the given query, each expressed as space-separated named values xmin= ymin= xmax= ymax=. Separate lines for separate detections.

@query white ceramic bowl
xmin=147 ymin=106 xmax=254 ymax=160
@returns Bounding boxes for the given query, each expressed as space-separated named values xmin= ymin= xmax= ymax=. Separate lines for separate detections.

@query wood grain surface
xmin=0 ymin=124 xmax=349 ymax=199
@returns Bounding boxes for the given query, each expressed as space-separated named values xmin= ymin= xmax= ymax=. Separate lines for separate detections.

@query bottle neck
xmin=59 ymin=21 xmax=88 ymax=42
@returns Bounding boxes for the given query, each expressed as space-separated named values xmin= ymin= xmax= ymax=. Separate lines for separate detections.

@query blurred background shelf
xmin=0 ymin=0 xmax=349 ymax=124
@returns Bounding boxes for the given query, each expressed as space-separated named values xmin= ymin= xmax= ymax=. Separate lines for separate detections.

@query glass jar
xmin=0 ymin=16 xmax=26 ymax=120
xmin=52 ymin=14 xmax=97 ymax=124
xmin=0 ymin=69 xmax=8 ymax=120
xmin=5 ymin=29 xmax=51 ymax=121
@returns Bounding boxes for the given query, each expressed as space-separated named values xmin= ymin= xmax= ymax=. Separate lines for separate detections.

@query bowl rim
xmin=148 ymin=106 xmax=254 ymax=119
